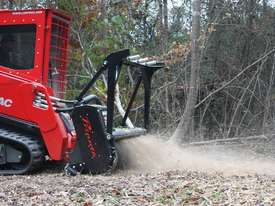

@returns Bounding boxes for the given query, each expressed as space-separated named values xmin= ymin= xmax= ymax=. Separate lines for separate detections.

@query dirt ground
xmin=1 ymin=135 xmax=275 ymax=205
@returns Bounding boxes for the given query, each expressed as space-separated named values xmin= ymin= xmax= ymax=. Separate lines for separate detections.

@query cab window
xmin=0 ymin=24 xmax=36 ymax=70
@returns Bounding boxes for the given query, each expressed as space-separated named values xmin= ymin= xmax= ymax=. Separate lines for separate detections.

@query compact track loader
xmin=0 ymin=9 xmax=163 ymax=175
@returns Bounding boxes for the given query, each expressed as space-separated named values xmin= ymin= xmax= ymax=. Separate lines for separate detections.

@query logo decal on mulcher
xmin=82 ymin=116 xmax=97 ymax=158
xmin=0 ymin=97 xmax=13 ymax=107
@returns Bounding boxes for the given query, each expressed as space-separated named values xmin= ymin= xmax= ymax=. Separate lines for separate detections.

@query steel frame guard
xmin=74 ymin=49 xmax=163 ymax=134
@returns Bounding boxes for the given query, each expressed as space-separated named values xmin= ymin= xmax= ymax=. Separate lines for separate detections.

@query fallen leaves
xmin=0 ymin=170 xmax=274 ymax=205
xmin=1 ymin=140 xmax=275 ymax=205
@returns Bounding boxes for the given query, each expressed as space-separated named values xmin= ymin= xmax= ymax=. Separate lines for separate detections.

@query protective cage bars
xmin=49 ymin=16 xmax=69 ymax=98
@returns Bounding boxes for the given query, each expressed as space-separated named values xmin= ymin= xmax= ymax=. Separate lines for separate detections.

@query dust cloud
xmin=116 ymin=135 xmax=275 ymax=176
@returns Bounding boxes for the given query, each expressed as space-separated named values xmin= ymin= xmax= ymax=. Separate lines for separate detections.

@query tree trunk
xmin=263 ymin=0 xmax=267 ymax=17
xmin=158 ymin=0 xmax=164 ymax=52
xmin=163 ymin=0 xmax=168 ymax=52
xmin=241 ymin=0 xmax=256 ymax=67
xmin=171 ymin=0 xmax=201 ymax=143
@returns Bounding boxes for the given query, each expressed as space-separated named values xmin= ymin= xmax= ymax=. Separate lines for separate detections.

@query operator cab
xmin=0 ymin=9 xmax=70 ymax=98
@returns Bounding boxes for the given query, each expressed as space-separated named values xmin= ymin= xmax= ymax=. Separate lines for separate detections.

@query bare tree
xmin=263 ymin=0 xmax=267 ymax=14
xmin=163 ymin=0 xmax=168 ymax=51
xmin=158 ymin=0 xmax=164 ymax=52
xmin=171 ymin=0 xmax=201 ymax=143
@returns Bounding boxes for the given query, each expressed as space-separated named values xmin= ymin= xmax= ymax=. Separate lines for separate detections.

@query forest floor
xmin=1 ymin=135 xmax=275 ymax=205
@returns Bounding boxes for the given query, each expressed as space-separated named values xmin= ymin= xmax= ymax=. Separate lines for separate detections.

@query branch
xmin=114 ymin=85 xmax=134 ymax=128
xmin=195 ymin=48 xmax=275 ymax=109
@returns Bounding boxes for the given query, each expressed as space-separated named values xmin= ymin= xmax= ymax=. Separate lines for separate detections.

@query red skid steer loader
xmin=0 ymin=9 xmax=164 ymax=175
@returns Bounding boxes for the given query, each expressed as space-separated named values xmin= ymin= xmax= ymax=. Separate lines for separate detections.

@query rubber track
xmin=0 ymin=127 xmax=45 ymax=175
